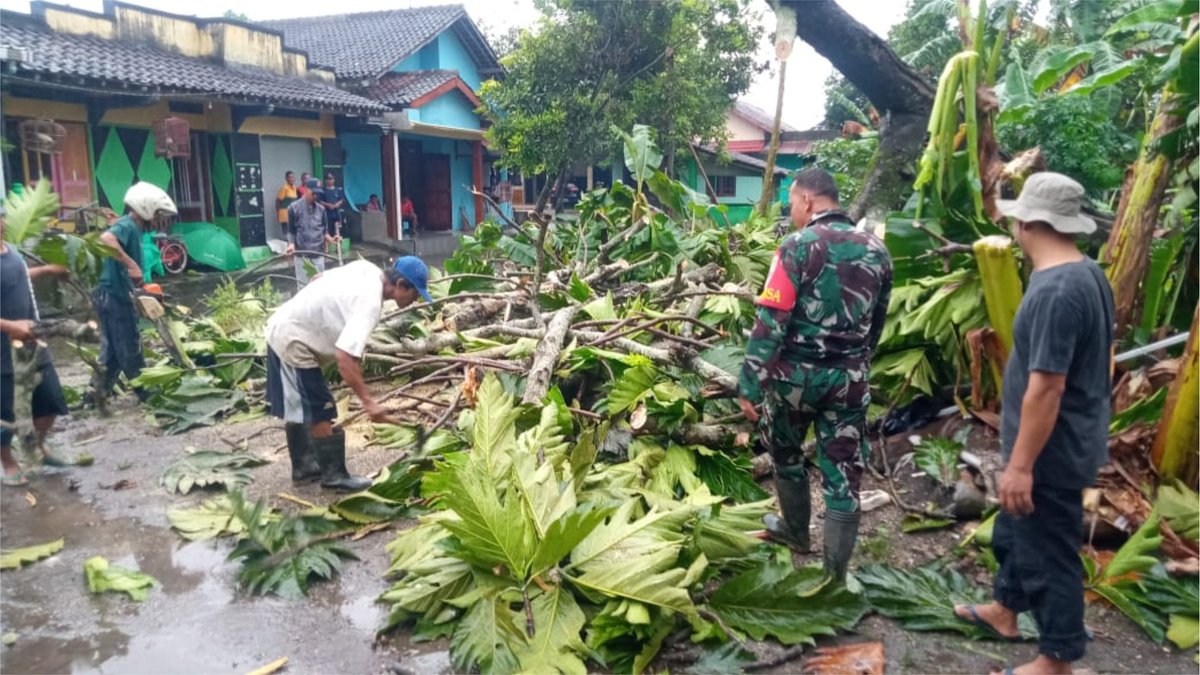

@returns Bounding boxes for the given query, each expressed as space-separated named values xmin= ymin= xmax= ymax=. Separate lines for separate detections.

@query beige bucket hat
xmin=997 ymin=172 xmax=1096 ymax=235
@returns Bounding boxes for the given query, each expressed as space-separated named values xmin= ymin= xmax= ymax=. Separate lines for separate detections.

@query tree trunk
xmin=757 ymin=58 xmax=788 ymax=216
xmin=1151 ymin=304 xmax=1199 ymax=488
xmin=778 ymin=0 xmax=935 ymax=220
xmin=1102 ymin=86 xmax=1184 ymax=339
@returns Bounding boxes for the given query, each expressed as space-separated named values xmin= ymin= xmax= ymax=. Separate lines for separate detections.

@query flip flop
xmin=955 ymin=604 xmax=1024 ymax=642
xmin=2 ymin=470 xmax=28 ymax=487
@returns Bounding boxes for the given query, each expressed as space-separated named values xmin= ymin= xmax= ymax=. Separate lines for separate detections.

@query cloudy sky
xmin=0 ymin=0 xmax=908 ymax=129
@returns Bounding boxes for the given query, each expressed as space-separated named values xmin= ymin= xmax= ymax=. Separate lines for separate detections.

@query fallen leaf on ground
xmin=2 ymin=633 xmax=16 ymax=646
xmin=0 ymin=539 xmax=64 ymax=570
xmin=801 ymin=641 xmax=884 ymax=675
xmin=24 ymin=492 xmax=35 ymax=507
xmin=83 ymin=556 xmax=158 ymax=601
xmin=244 ymin=656 xmax=288 ymax=675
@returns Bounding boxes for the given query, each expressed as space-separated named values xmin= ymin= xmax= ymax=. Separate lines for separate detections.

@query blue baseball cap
xmin=393 ymin=256 xmax=432 ymax=302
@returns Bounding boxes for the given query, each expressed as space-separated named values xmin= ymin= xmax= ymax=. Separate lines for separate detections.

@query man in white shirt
xmin=265 ymin=256 xmax=431 ymax=490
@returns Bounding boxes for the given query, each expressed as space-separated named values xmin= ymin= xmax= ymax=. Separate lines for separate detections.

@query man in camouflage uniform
xmin=738 ymin=168 xmax=892 ymax=582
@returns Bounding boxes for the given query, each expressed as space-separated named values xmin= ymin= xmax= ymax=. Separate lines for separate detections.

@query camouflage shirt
xmin=738 ymin=213 xmax=893 ymax=404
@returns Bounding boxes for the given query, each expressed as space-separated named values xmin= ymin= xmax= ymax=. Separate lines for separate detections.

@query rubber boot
xmin=311 ymin=429 xmax=371 ymax=492
xmin=822 ymin=509 xmax=861 ymax=583
xmin=285 ymin=423 xmax=321 ymax=483
xmin=763 ymin=475 xmax=812 ymax=552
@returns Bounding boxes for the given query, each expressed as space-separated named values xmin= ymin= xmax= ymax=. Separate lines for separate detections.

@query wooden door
xmin=51 ymin=122 xmax=93 ymax=210
xmin=424 ymin=154 xmax=452 ymax=231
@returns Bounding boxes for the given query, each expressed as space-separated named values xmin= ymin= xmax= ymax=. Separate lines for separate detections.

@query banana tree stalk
xmin=973 ymin=235 xmax=1022 ymax=358
xmin=1151 ymin=304 xmax=1199 ymax=488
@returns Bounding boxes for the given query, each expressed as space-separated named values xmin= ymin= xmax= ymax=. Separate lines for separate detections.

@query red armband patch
xmin=757 ymin=250 xmax=797 ymax=311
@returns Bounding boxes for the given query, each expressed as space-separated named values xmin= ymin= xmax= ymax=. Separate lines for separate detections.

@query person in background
xmin=321 ymin=173 xmax=346 ymax=239
xmin=0 ymin=205 xmax=73 ymax=485
xmin=265 ymin=257 xmax=432 ymax=491
xmin=365 ymin=195 xmax=382 ymax=212
xmin=91 ymin=182 xmax=177 ymax=403
xmin=297 ymin=172 xmax=312 ymax=199
xmin=286 ymin=178 xmax=335 ymax=286
xmin=275 ymin=171 xmax=298 ymax=236
xmin=738 ymin=168 xmax=892 ymax=584
xmin=492 ymin=169 xmax=514 ymax=222
xmin=954 ymin=173 xmax=1115 ymax=675
xmin=401 ymin=194 xmax=419 ymax=235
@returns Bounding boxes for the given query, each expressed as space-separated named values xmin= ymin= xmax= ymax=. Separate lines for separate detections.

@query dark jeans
xmin=92 ymin=288 xmax=145 ymax=393
xmin=992 ymin=484 xmax=1087 ymax=662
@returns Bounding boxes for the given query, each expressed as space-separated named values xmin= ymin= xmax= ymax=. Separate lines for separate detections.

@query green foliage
xmin=3 ymin=180 xmax=60 ymax=246
xmin=996 ymin=94 xmax=1135 ymax=195
xmin=205 ymin=277 xmax=282 ymax=336
xmin=858 ymin=563 xmax=1038 ymax=638
xmin=707 ymin=559 xmax=869 ymax=645
xmin=912 ymin=436 xmax=963 ymax=487
xmin=0 ymin=539 xmax=64 ymax=570
xmin=1158 ymin=480 xmax=1199 ymax=541
xmin=84 ymin=556 xmax=158 ymax=601
xmin=480 ymin=0 xmax=760 ymax=183
xmin=226 ymin=493 xmax=357 ymax=599
xmin=167 ymin=495 xmax=273 ymax=541
xmin=3 ymin=181 xmax=111 ymax=287
xmin=809 ymin=136 xmax=879 ymax=206
xmin=330 ymin=462 xmax=424 ymax=524
xmin=160 ymin=450 xmax=268 ymax=495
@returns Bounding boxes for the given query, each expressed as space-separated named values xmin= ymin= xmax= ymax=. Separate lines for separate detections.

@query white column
xmin=392 ymin=132 xmax=403 ymax=241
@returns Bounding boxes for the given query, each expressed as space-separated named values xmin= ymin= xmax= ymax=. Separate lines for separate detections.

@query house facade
xmin=263 ymin=6 xmax=501 ymax=249
xmin=0 ymin=1 xmax=388 ymax=260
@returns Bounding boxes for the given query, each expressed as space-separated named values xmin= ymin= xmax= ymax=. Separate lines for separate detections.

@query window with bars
xmin=712 ymin=175 xmax=737 ymax=197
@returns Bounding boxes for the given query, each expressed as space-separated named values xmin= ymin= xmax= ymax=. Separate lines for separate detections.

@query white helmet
xmin=124 ymin=182 xmax=177 ymax=220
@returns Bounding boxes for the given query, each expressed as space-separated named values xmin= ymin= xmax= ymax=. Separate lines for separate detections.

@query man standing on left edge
xmin=92 ymin=182 xmax=177 ymax=401
xmin=286 ymin=178 xmax=335 ymax=287
xmin=265 ymin=256 xmax=432 ymax=491
xmin=738 ymin=168 xmax=892 ymax=583
xmin=0 ymin=205 xmax=74 ymax=485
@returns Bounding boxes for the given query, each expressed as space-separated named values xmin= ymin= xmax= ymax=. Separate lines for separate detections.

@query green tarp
xmin=170 ymin=221 xmax=246 ymax=272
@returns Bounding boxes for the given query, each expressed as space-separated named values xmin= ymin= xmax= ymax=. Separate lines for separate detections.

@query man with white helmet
xmin=91 ymin=182 xmax=177 ymax=400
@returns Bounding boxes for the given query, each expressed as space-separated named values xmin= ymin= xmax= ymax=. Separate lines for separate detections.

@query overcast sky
xmin=0 ymin=0 xmax=908 ymax=129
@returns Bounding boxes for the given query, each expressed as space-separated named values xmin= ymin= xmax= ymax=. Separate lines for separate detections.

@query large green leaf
xmin=160 ymin=450 xmax=268 ymax=495
xmin=1105 ymin=0 xmax=1185 ymax=37
xmin=451 ymin=592 xmax=523 ymax=674
xmin=472 ymin=374 xmax=519 ymax=478
xmin=615 ymin=124 xmax=663 ymax=190
xmin=0 ymin=539 xmax=64 ymax=570
xmin=694 ymin=451 xmax=769 ymax=502
xmin=529 ymin=504 xmax=611 ymax=579
xmin=912 ymin=437 xmax=963 ymax=487
xmin=441 ymin=459 xmax=534 ymax=578
xmin=607 ymin=366 xmax=657 ymax=414
xmin=514 ymin=587 xmax=589 ymax=675
xmin=1158 ymin=480 xmax=1199 ymax=541
xmin=997 ymin=61 xmax=1035 ymax=124
xmin=1101 ymin=514 xmax=1162 ymax=580
xmin=708 ymin=560 xmax=868 ymax=644
xmin=1062 ymin=60 xmax=1143 ymax=97
xmin=858 ymin=563 xmax=1038 ymax=639
xmin=3 ymin=180 xmax=60 ymax=246
xmin=167 ymin=496 xmax=259 ymax=540
xmin=84 ymin=556 xmax=158 ymax=601
xmin=691 ymin=499 xmax=774 ymax=563
xmin=330 ymin=462 xmax=423 ymax=524
xmin=1031 ymin=45 xmax=1095 ymax=93
xmin=567 ymin=545 xmax=699 ymax=616
xmin=380 ymin=519 xmax=474 ymax=632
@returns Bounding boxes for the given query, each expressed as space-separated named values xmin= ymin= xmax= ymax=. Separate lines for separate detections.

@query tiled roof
xmin=365 ymin=70 xmax=477 ymax=108
xmin=732 ymin=100 xmax=798 ymax=133
xmin=0 ymin=12 xmax=387 ymax=114
xmin=262 ymin=5 xmax=499 ymax=82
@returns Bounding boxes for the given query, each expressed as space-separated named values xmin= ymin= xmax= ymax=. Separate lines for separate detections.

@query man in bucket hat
xmin=265 ymin=256 xmax=431 ymax=491
xmin=954 ymin=172 xmax=1115 ymax=675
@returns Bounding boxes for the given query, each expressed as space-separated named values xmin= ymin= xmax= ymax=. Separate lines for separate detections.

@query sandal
xmin=40 ymin=448 xmax=75 ymax=467
xmin=2 ymin=470 xmax=28 ymax=487
xmin=955 ymin=604 xmax=1024 ymax=642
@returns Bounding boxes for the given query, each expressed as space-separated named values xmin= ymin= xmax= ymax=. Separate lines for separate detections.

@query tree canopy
xmin=479 ymin=0 xmax=762 ymax=196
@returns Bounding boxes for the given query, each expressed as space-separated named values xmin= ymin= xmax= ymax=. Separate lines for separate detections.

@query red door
xmin=424 ymin=154 xmax=452 ymax=231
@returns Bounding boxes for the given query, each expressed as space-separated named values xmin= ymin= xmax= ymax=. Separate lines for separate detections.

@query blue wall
xmin=411 ymin=90 xmax=480 ymax=130
xmin=340 ymin=132 xmax=384 ymax=210
xmin=392 ymin=32 xmax=480 ymax=90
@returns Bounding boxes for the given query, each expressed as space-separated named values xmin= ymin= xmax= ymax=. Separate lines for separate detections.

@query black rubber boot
xmin=763 ymin=474 xmax=812 ymax=552
xmin=823 ymin=509 xmax=861 ymax=583
xmin=311 ymin=429 xmax=371 ymax=492
xmin=285 ymin=423 xmax=321 ymax=483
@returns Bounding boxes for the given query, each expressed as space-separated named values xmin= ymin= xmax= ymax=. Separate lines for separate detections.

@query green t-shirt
xmin=96 ymin=215 xmax=143 ymax=301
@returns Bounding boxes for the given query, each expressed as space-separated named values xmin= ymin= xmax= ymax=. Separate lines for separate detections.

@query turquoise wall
xmin=411 ymin=90 xmax=480 ymax=130
xmin=340 ymin=132 xmax=384 ymax=209
xmin=392 ymin=32 xmax=480 ymax=90
xmin=436 ymin=32 xmax=480 ymax=89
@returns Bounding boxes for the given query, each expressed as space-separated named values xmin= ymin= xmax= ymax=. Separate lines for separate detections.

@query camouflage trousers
xmin=760 ymin=364 xmax=871 ymax=513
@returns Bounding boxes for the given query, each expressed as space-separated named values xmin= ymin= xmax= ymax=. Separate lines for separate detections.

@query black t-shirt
xmin=0 ymin=245 xmax=40 ymax=375
xmin=1000 ymin=258 xmax=1115 ymax=489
